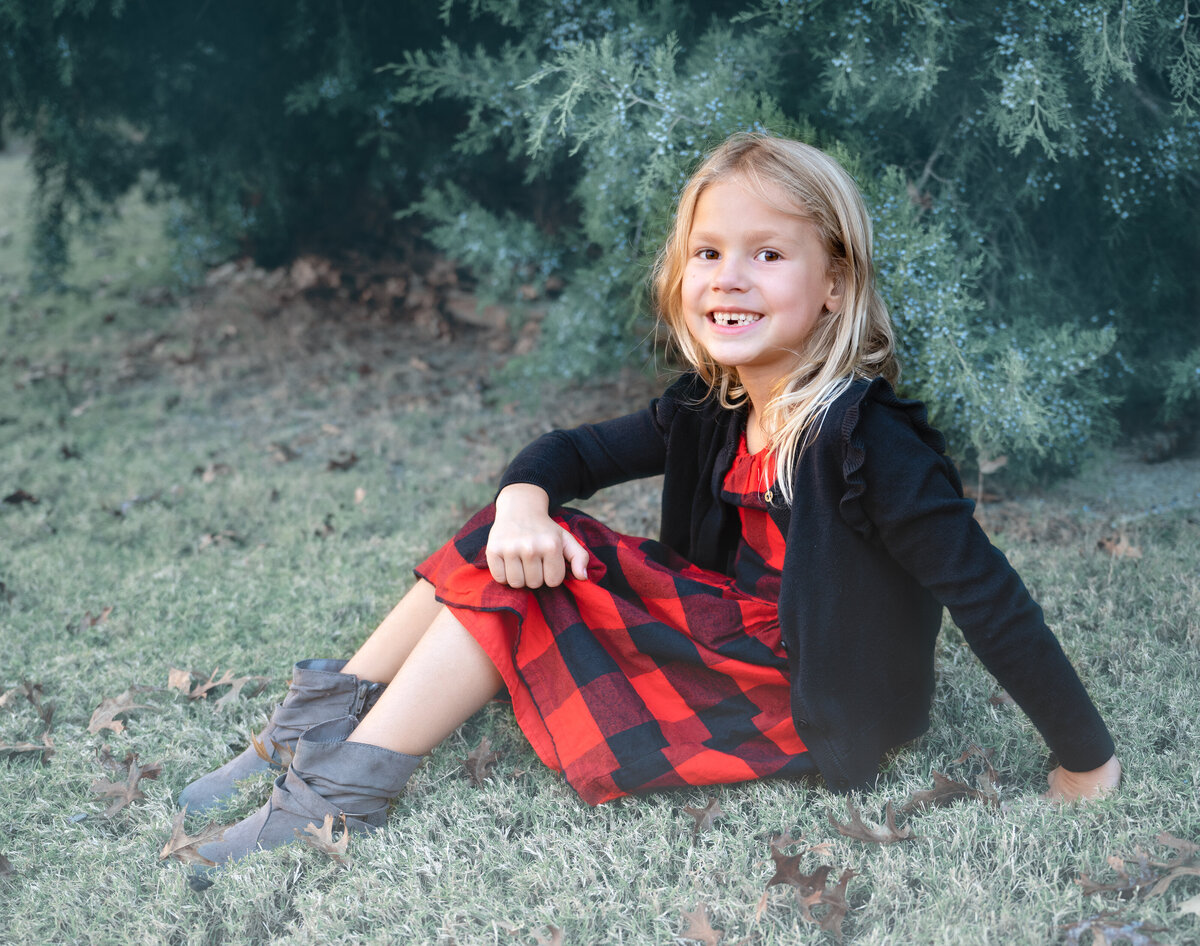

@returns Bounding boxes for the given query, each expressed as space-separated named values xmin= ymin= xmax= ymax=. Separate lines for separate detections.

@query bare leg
xmin=347 ymin=606 xmax=502 ymax=756
xmin=342 ymin=579 xmax=444 ymax=683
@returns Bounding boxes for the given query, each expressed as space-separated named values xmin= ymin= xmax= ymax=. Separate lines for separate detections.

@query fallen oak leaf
xmin=828 ymin=799 xmax=913 ymax=844
xmin=461 ymin=736 xmax=500 ymax=787
xmin=812 ymin=868 xmax=857 ymax=943
xmin=683 ymin=796 xmax=725 ymax=835
xmin=326 ymin=452 xmax=359 ymax=472
xmin=1179 ymin=893 xmax=1200 ymax=917
xmin=901 ymin=770 xmax=995 ymax=813
xmin=533 ymin=925 xmax=564 ymax=946
xmin=767 ymin=848 xmax=815 ymax=889
xmin=97 ymin=744 xmax=135 ymax=773
xmin=159 ymin=809 xmax=227 ymax=866
xmin=88 ymin=688 xmax=149 ymax=734
xmin=296 ymin=812 xmax=351 ymax=866
xmin=75 ymin=606 xmax=113 ymax=634
xmin=167 ymin=668 xmax=193 ymax=694
xmin=1098 ymin=534 xmax=1143 ymax=559
xmin=1078 ymin=850 xmax=1159 ymax=899
xmin=251 ymin=730 xmax=295 ymax=767
xmin=0 ymin=731 xmax=55 ymax=760
xmin=679 ymin=903 xmax=723 ymax=946
xmin=214 ymin=674 xmax=267 ymax=708
xmin=91 ymin=757 xmax=162 ymax=818
xmin=187 ymin=668 xmax=239 ymax=700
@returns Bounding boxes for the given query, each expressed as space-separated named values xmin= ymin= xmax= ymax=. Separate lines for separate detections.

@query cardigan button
xmin=836 ymin=777 xmax=850 ymax=789
xmin=795 ymin=718 xmax=810 ymax=729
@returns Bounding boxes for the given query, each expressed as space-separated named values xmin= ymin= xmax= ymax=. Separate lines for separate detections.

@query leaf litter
xmin=296 ymin=813 xmax=352 ymax=866
xmin=159 ymin=810 xmax=227 ymax=867
xmin=91 ymin=755 xmax=162 ymax=818
xmin=87 ymin=687 xmax=151 ymax=734
xmin=683 ymin=796 xmax=724 ymax=835
xmin=1078 ymin=832 xmax=1200 ymax=900
xmin=0 ymin=680 xmax=57 ymax=760
xmin=828 ymin=799 xmax=913 ymax=844
xmin=461 ymin=736 xmax=500 ymax=787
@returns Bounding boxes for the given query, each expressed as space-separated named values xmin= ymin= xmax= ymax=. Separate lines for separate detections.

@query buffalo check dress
xmin=416 ymin=433 xmax=814 ymax=805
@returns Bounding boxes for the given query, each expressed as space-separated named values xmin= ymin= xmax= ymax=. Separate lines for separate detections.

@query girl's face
xmin=681 ymin=177 xmax=842 ymax=395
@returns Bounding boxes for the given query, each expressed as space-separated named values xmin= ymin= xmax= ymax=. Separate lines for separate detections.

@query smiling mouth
xmin=710 ymin=311 xmax=762 ymax=326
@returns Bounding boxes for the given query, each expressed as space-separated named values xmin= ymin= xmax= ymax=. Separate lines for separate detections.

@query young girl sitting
xmin=180 ymin=132 xmax=1121 ymax=864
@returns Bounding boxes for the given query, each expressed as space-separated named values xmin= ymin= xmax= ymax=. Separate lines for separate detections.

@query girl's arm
xmin=486 ymin=483 xmax=590 ymax=589
xmin=486 ymin=380 xmax=684 ymax=589
xmin=853 ymin=388 xmax=1118 ymax=792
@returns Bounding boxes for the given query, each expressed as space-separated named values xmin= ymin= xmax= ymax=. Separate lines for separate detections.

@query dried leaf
xmin=1079 ymin=833 xmax=1200 ymax=902
xmin=269 ymin=442 xmax=300 ymax=463
xmin=813 ymin=868 xmax=857 ymax=942
xmin=828 ymin=799 xmax=913 ymax=845
xmin=988 ymin=690 xmax=1016 ymax=707
xmin=0 ymin=731 xmax=55 ymax=760
xmin=197 ymin=529 xmax=244 ymax=550
xmin=534 ymin=925 xmax=564 ymax=946
xmin=901 ymin=770 xmax=995 ymax=813
xmin=296 ymin=812 xmax=351 ymax=866
xmin=214 ymin=674 xmax=267 ymax=708
xmin=326 ymin=452 xmax=359 ymax=472
xmin=251 ymin=730 xmax=295 ymax=767
xmin=461 ymin=736 xmax=500 ymax=787
xmin=767 ymin=848 xmax=814 ymax=889
xmin=680 ymin=903 xmax=723 ymax=946
xmin=167 ymin=668 xmax=193 ymax=694
xmin=76 ymin=606 xmax=113 ymax=633
xmin=3 ymin=488 xmax=38 ymax=505
xmin=683 ymin=796 xmax=724 ymax=835
xmin=187 ymin=668 xmax=237 ymax=700
xmin=88 ymin=688 xmax=148 ymax=734
xmin=1098 ymin=534 xmax=1143 ymax=559
xmin=1179 ymin=893 xmax=1200 ymax=917
xmin=159 ymin=809 xmax=226 ymax=866
xmin=194 ymin=462 xmax=233 ymax=483
xmin=0 ymin=852 xmax=13 ymax=877
xmin=1062 ymin=912 xmax=1165 ymax=945
xmin=1077 ymin=849 xmax=1157 ymax=899
xmin=353 ymin=486 xmax=366 ymax=505
xmin=97 ymin=744 xmax=135 ymax=773
xmin=91 ymin=757 xmax=162 ymax=818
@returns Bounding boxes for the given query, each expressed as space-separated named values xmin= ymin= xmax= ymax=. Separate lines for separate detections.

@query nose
xmin=712 ymin=256 xmax=748 ymax=292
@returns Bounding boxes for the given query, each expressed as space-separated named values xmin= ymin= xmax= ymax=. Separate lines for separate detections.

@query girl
xmin=181 ymin=133 xmax=1120 ymax=864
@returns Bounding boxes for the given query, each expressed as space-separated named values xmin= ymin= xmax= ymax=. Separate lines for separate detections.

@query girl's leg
xmin=342 ymin=578 xmax=445 ymax=684
xmin=347 ymin=605 xmax=502 ymax=755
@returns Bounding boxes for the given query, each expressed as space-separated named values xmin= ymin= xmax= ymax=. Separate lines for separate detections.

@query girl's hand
xmin=1043 ymin=754 xmax=1122 ymax=804
xmin=487 ymin=484 xmax=590 ymax=589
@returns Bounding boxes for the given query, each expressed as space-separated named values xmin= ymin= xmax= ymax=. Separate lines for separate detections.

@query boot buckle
xmin=352 ymin=680 xmax=386 ymax=718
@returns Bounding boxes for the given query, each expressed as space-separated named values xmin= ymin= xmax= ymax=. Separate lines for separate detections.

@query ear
xmin=824 ymin=266 xmax=846 ymax=314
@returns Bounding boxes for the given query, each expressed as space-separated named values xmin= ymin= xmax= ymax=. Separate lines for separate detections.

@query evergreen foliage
xmin=2 ymin=0 xmax=1197 ymax=477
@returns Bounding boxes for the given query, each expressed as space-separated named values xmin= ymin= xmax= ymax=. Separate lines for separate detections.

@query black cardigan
xmin=499 ymin=373 xmax=1115 ymax=791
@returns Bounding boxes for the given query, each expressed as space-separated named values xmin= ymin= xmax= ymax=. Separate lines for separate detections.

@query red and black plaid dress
xmin=416 ymin=433 xmax=813 ymax=804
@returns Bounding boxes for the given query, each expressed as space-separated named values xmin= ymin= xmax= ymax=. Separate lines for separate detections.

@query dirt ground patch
xmin=138 ymin=263 xmax=1200 ymax=546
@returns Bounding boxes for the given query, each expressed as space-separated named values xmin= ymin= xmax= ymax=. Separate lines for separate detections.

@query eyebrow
xmin=688 ymin=228 xmax=798 ymax=245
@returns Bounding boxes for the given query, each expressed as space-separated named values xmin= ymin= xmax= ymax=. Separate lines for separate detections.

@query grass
xmin=1 ymin=147 xmax=1199 ymax=945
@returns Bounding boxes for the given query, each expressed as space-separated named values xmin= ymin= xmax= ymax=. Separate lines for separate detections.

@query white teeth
xmin=712 ymin=312 xmax=761 ymax=326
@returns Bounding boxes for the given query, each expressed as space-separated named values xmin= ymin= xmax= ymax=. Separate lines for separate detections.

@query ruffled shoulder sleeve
xmin=838 ymin=377 xmax=955 ymax=539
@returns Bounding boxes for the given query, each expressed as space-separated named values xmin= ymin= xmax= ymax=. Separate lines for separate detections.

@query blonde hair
xmin=652 ymin=132 xmax=898 ymax=504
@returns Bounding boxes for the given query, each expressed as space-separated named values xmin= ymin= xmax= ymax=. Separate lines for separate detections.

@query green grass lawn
xmin=1 ymin=149 xmax=1198 ymax=945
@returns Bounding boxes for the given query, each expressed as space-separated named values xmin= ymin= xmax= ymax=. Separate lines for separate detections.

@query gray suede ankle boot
xmin=178 ymin=659 xmax=386 ymax=814
xmin=194 ymin=715 xmax=421 ymax=868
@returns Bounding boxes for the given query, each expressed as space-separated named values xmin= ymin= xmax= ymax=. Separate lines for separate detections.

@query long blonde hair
xmin=652 ymin=132 xmax=898 ymax=504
